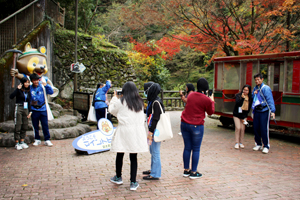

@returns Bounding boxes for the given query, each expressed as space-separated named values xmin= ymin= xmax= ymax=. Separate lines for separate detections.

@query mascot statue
xmin=10 ymin=42 xmax=59 ymax=97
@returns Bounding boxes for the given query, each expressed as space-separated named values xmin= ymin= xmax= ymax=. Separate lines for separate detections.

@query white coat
xmin=108 ymin=96 xmax=148 ymax=153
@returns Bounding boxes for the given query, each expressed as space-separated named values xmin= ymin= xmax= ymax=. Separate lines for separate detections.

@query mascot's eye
xmin=33 ymin=63 xmax=36 ymax=67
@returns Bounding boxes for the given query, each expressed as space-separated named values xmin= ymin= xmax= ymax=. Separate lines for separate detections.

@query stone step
xmin=0 ymin=115 xmax=81 ymax=133
xmin=0 ymin=123 xmax=91 ymax=147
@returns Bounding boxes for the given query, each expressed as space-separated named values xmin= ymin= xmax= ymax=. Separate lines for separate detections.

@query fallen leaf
xmin=22 ymin=184 xmax=28 ymax=187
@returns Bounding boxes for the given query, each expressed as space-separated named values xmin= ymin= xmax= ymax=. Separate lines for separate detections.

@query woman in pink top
xmin=181 ymin=78 xmax=215 ymax=179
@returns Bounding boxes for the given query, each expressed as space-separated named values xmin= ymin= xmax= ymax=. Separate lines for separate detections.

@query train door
xmin=257 ymin=61 xmax=284 ymax=119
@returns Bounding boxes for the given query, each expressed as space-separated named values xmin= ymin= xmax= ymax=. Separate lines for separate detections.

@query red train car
xmin=213 ymin=51 xmax=300 ymax=128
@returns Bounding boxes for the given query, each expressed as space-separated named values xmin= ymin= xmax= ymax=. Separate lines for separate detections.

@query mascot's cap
xmin=18 ymin=42 xmax=47 ymax=59
xmin=30 ymin=73 xmax=40 ymax=81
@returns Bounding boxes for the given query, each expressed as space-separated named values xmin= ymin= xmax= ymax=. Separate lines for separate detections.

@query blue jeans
xmin=31 ymin=110 xmax=50 ymax=141
xmin=181 ymin=121 xmax=204 ymax=172
xmin=149 ymin=140 xmax=161 ymax=178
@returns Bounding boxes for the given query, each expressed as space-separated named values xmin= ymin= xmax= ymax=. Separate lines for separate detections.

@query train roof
xmin=214 ymin=51 xmax=300 ymax=62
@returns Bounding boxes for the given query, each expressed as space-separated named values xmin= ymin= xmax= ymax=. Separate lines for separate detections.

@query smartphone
xmin=208 ymin=89 xmax=213 ymax=96
xmin=117 ymin=90 xmax=122 ymax=95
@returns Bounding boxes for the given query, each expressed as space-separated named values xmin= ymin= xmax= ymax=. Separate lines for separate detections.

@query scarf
xmin=241 ymin=94 xmax=249 ymax=111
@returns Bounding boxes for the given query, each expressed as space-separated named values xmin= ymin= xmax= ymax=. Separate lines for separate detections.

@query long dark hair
xmin=238 ymin=84 xmax=252 ymax=110
xmin=240 ymin=85 xmax=252 ymax=98
xmin=120 ymin=82 xmax=144 ymax=112
xmin=186 ymin=83 xmax=195 ymax=94
xmin=20 ymin=77 xmax=30 ymax=91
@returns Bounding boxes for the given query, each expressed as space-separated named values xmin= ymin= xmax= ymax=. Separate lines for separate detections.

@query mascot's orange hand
xmin=10 ymin=69 xmax=19 ymax=77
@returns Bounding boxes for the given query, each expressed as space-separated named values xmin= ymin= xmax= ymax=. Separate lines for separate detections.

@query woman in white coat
xmin=109 ymin=82 xmax=148 ymax=191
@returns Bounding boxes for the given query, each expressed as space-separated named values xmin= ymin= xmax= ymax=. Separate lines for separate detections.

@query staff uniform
xmin=252 ymin=83 xmax=275 ymax=149
xmin=94 ymin=81 xmax=111 ymax=124
xmin=30 ymin=82 xmax=53 ymax=141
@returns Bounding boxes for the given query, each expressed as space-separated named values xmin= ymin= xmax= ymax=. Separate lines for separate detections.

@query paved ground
xmin=0 ymin=111 xmax=300 ymax=200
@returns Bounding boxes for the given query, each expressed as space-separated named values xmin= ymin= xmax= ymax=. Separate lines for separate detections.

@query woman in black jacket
xmin=143 ymin=82 xmax=165 ymax=180
xmin=10 ymin=77 xmax=31 ymax=150
xmin=233 ymin=84 xmax=252 ymax=149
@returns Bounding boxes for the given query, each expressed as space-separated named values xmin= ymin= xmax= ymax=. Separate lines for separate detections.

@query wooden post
xmin=73 ymin=0 xmax=78 ymax=116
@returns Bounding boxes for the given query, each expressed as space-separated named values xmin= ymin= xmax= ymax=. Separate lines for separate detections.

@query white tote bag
xmin=87 ymin=104 xmax=97 ymax=122
xmin=152 ymin=100 xmax=173 ymax=142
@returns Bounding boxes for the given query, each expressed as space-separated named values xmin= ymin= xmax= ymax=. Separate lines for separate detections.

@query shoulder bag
xmin=152 ymin=100 xmax=173 ymax=142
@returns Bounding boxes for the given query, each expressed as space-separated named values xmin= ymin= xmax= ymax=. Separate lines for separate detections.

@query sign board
xmin=73 ymin=92 xmax=91 ymax=111
xmin=72 ymin=118 xmax=115 ymax=154
xmin=71 ymin=62 xmax=86 ymax=73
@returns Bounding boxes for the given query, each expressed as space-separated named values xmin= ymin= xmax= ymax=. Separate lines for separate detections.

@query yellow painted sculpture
xmin=10 ymin=42 xmax=58 ymax=97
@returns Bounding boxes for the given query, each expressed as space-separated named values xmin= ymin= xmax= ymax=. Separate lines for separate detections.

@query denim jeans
xmin=181 ymin=121 xmax=204 ymax=172
xmin=149 ymin=140 xmax=161 ymax=178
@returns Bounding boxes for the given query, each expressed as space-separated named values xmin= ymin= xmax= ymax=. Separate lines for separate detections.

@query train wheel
xmin=219 ymin=116 xmax=234 ymax=127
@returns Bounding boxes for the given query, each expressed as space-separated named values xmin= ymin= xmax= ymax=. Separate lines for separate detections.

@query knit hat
xmin=197 ymin=78 xmax=209 ymax=93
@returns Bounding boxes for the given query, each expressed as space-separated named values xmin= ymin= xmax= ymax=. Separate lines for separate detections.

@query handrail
xmin=0 ymin=0 xmax=39 ymax=24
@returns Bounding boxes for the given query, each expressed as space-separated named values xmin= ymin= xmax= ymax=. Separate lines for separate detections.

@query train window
xmin=273 ymin=63 xmax=280 ymax=91
xmin=223 ymin=63 xmax=240 ymax=89
xmin=252 ymin=62 xmax=259 ymax=89
xmin=216 ymin=63 xmax=223 ymax=89
xmin=260 ymin=63 xmax=268 ymax=85
xmin=279 ymin=63 xmax=284 ymax=92
xmin=286 ymin=60 xmax=293 ymax=92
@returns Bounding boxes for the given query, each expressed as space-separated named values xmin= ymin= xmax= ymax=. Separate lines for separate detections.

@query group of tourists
xmin=10 ymin=73 xmax=54 ymax=150
xmin=233 ymin=73 xmax=276 ymax=154
xmin=10 ymin=72 xmax=275 ymax=191
xmin=106 ymin=78 xmax=214 ymax=190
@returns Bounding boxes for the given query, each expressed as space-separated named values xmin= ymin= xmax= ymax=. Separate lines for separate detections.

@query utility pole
xmin=73 ymin=0 xmax=78 ymax=116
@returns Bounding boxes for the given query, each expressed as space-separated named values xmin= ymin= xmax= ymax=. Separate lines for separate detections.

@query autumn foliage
xmin=121 ymin=0 xmax=300 ymax=60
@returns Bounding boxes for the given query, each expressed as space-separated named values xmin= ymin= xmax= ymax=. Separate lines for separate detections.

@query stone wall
xmin=53 ymin=29 xmax=135 ymax=98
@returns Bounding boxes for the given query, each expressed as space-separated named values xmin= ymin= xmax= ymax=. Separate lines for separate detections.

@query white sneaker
xmin=33 ymin=140 xmax=41 ymax=146
xmin=262 ymin=147 xmax=269 ymax=154
xmin=253 ymin=145 xmax=262 ymax=151
xmin=15 ymin=143 xmax=23 ymax=150
xmin=239 ymin=143 xmax=245 ymax=149
xmin=44 ymin=140 xmax=53 ymax=147
xmin=20 ymin=142 xmax=29 ymax=149
xmin=234 ymin=143 xmax=239 ymax=149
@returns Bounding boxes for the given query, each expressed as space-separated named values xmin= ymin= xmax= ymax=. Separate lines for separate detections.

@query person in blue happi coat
xmin=93 ymin=80 xmax=111 ymax=128
xmin=29 ymin=73 xmax=54 ymax=147
xmin=252 ymin=73 xmax=275 ymax=154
